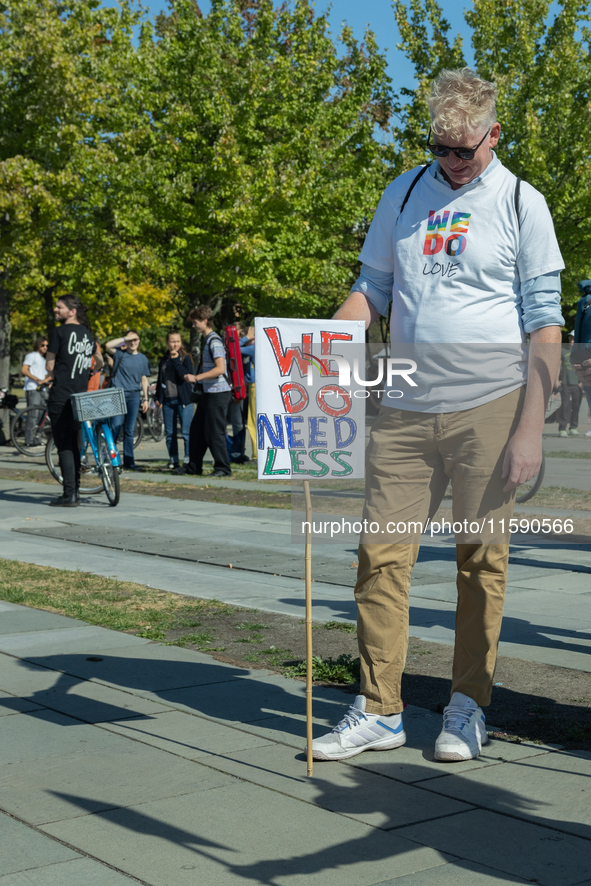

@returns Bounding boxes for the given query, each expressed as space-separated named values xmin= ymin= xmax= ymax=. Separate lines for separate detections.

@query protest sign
xmin=254 ymin=318 xmax=366 ymax=480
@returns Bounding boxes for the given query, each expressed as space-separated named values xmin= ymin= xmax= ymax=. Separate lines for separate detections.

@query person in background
xmin=46 ymin=296 xmax=101 ymax=506
xmin=558 ymin=331 xmax=583 ymax=437
xmin=155 ymin=330 xmax=194 ymax=472
xmin=106 ymin=330 xmax=150 ymax=471
xmin=186 ymin=305 xmax=232 ymax=477
xmin=21 ymin=336 xmax=50 ymax=446
xmin=87 ymin=342 xmax=104 ymax=392
xmin=239 ymin=325 xmax=256 ymax=458
xmin=585 ymin=388 xmax=591 ymax=437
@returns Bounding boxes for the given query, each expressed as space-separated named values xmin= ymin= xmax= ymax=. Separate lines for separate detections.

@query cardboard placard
xmin=254 ymin=318 xmax=366 ymax=480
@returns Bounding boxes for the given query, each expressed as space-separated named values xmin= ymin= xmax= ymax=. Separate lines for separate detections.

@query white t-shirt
xmin=23 ymin=351 xmax=47 ymax=392
xmin=359 ymin=159 xmax=564 ymax=411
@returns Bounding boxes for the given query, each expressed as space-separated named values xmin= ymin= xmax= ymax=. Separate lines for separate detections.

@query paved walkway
xmin=0 ymin=443 xmax=590 ymax=885
xmin=1 ymin=476 xmax=590 ymax=672
xmin=1 ymin=599 xmax=591 ymax=886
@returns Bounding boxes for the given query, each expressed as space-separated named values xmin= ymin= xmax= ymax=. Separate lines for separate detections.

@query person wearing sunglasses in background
xmin=106 ymin=330 xmax=150 ymax=471
xmin=314 ymin=68 xmax=564 ymax=765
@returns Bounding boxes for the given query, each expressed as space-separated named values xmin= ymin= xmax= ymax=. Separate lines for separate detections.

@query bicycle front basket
xmin=71 ymin=388 xmax=127 ymax=421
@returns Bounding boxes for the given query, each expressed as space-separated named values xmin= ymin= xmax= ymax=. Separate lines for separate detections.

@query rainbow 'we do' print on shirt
xmin=423 ymin=210 xmax=472 ymax=258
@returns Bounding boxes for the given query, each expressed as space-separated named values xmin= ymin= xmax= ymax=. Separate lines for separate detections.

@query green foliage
xmin=4 ymin=0 xmax=589 ymax=372
xmin=2 ymin=0 xmax=394 ymax=371
xmin=322 ymin=620 xmax=357 ymax=633
xmin=118 ymin=0 xmax=395 ymax=322
xmin=173 ymin=631 xmax=217 ymax=647
xmin=0 ymin=0 xmax=149 ymax=382
xmin=393 ymin=0 xmax=591 ymax=322
xmin=286 ymin=653 xmax=360 ymax=683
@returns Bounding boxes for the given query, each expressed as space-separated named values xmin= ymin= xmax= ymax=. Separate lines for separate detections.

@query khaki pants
xmin=356 ymin=386 xmax=526 ymax=715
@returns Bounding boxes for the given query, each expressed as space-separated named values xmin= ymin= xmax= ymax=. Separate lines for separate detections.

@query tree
xmin=114 ymin=0 xmax=395 ymax=323
xmin=393 ymin=0 xmax=591 ymax=325
xmin=0 ymin=0 xmax=145 ymax=385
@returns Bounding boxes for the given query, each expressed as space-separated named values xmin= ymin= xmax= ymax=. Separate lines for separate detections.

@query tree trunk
xmin=43 ymin=286 xmax=56 ymax=339
xmin=0 ymin=273 xmax=11 ymax=390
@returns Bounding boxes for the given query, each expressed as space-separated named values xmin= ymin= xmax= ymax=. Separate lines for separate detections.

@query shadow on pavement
xmin=46 ymin=756 xmax=591 ymax=885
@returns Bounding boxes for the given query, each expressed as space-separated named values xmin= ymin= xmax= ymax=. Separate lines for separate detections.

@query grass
xmin=236 ymin=622 xmax=269 ymax=631
xmin=0 ymin=558 xmax=237 ymax=638
xmin=246 ymin=647 xmax=293 ymax=668
xmin=517 ymin=485 xmax=591 ymax=511
xmin=285 ymin=654 xmax=360 ymax=684
xmin=545 ymin=451 xmax=591 ymax=460
xmin=322 ymin=621 xmax=357 ymax=634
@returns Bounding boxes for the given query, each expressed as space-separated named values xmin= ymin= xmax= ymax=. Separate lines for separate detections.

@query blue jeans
xmin=162 ymin=397 xmax=192 ymax=464
xmin=111 ymin=391 xmax=141 ymax=466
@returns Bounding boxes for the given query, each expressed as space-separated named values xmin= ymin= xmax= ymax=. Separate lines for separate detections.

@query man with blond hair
xmin=312 ymin=68 xmax=564 ymax=763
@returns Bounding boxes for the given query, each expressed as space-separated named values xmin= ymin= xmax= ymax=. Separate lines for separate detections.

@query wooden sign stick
xmin=303 ymin=478 xmax=313 ymax=777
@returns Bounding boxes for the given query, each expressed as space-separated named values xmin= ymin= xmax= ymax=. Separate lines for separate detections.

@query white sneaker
xmin=586 ymin=430 xmax=591 ymax=437
xmin=434 ymin=692 xmax=489 ymax=762
xmin=311 ymin=695 xmax=406 ymax=761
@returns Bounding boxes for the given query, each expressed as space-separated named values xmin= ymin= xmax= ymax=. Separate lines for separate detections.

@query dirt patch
xmin=202 ymin=619 xmax=591 ymax=750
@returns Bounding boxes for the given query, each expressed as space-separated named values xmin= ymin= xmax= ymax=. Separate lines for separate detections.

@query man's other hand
xmin=501 ymin=428 xmax=543 ymax=492
xmin=141 ymin=401 xmax=148 ymax=414
xmin=573 ymin=357 xmax=591 ymax=386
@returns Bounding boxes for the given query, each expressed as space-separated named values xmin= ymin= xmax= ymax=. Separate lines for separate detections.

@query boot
xmin=50 ymin=493 xmax=79 ymax=508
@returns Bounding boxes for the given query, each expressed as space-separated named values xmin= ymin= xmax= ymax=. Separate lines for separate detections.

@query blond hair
xmin=427 ymin=68 xmax=497 ymax=141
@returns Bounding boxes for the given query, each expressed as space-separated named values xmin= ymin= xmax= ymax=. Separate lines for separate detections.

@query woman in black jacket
xmin=155 ymin=331 xmax=194 ymax=473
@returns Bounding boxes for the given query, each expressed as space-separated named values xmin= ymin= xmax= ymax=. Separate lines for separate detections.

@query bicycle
xmin=145 ymin=382 xmax=164 ymax=441
xmin=45 ymin=389 xmax=124 ymax=506
xmin=10 ymin=384 xmax=52 ymax=457
xmin=133 ymin=411 xmax=144 ymax=447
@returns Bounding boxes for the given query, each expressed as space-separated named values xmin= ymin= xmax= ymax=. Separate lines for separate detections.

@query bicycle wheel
xmin=133 ymin=414 xmax=144 ymax=449
xmin=516 ymin=454 xmax=546 ymax=504
xmin=45 ymin=435 xmax=105 ymax=494
xmin=98 ymin=429 xmax=120 ymax=506
xmin=10 ymin=407 xmax=51 ymax=457
xmin=147 ymin=404 xmax=165 ymax=441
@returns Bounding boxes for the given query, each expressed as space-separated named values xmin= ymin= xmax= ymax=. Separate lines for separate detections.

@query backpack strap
xmin=399 ymin=164 xmax=431 ymax=216
xmin=514 ymin=177 xmax=522 ymax=230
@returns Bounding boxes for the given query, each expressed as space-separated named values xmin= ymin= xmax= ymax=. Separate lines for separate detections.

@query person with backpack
xmin=572 ymin=280 xmax=591 ymax=435
xmin=185 ymin=305 xmax=232 ymax=477
xmin=557 ymin=331 xmax=583 ymax=436
xmin=312 ymin=68 xmax=564 ymax=765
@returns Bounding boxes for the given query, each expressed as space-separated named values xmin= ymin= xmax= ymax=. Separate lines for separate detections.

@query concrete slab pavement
xmin=0 ymin=600 xmax=589 ymax=885
xmin=1 ymin=477 xmax=591 ymax=672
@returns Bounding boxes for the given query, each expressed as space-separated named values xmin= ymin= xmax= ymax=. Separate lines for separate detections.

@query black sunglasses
xmin=426 ymin=127 xmax=491 ymax=160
